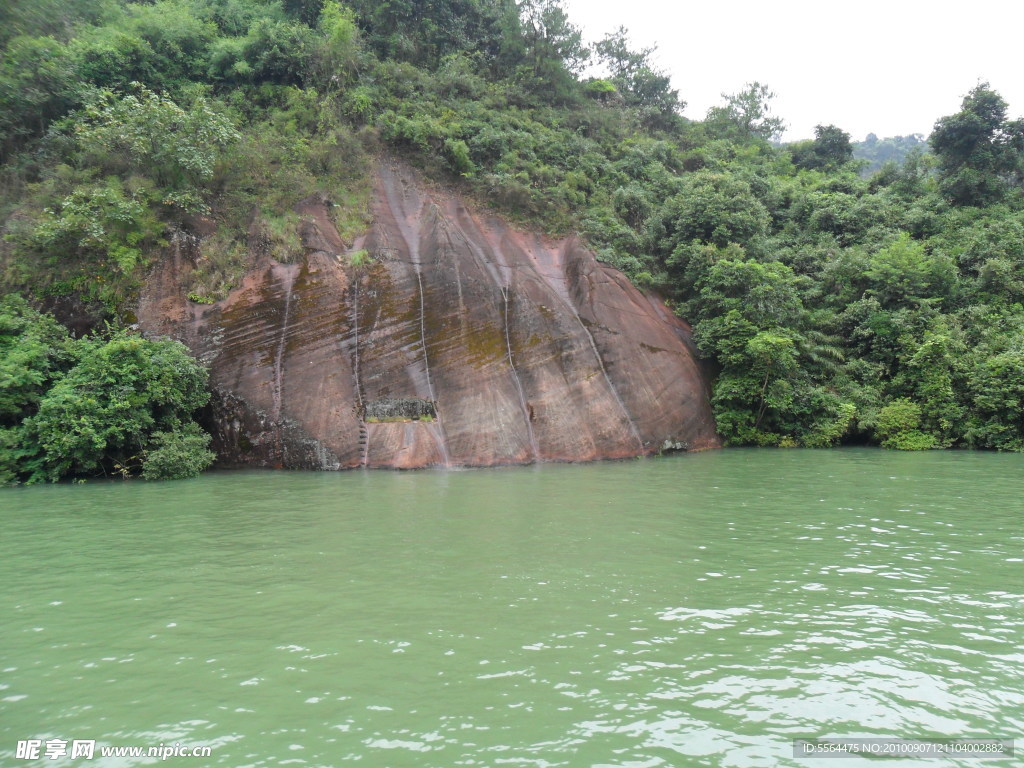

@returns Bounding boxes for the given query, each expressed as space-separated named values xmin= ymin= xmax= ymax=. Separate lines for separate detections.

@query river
xmin=1 ymin=449 xmax=1021 ymax=766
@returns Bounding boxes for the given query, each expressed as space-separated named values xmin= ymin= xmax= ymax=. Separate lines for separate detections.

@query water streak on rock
xmin=502 ymin=285 xmax=540 ymax=461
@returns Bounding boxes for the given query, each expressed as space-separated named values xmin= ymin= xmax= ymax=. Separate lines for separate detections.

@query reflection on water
xmin=1 ymin=448 xmax=1022 ymax=767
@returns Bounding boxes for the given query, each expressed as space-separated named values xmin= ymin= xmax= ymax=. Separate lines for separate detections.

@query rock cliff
xmin=138 ymin=163 xmax=719 ymax=469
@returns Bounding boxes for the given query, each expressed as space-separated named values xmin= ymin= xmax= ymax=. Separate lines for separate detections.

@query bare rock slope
xmin=139 ymin=163 xmax=719 ymax=469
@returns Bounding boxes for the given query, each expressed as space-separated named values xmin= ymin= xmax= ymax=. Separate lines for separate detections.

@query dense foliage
xmin=0 ymin=296 xmax=214 ymax=483
xmin=3 ymin=0 xmax=1024 ymax=460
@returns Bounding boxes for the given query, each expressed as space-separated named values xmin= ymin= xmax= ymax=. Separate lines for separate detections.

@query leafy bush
xmin=966 ymin=350 xmax=1024 ymax=450
xmin=0 ymin=305 xmax=215 ymax=484
xmin=0 ymin=295 xmax=77 ymax=424
xmin=875 ymin=399 xmax=935 ymax=451
xmin=142 ymin=422 xmax=215 ymax=480
xmin=26 ymin=333 xmax=211 ymax=481
xmin=74 ymin=85 xmax=240 ymax=203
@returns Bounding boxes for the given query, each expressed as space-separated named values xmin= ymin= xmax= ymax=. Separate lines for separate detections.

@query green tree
xmin=70 ymin=26 xmax=160 ymax=92
xmin=73 ymin=85 xmax=240 ymax=206
xmin=864 ymin=233 xmax=957 ymax=308
xmin=651 ymin=172 xmax=770 ymax=263
xmin=121 ymin=1 xmax=218 ymax=89
xmin=240 ymin=17 xmax=315 ymax=85
xmin=283 ymin=0 xmax=325 ymax=27
xmin=690 ymin=260 xmax=810 ymax=444
xmin=0 ymin=295 xmax=76 ymax=426
xmin=503 ymin=0 xmax=588 ymax=102
xmin=0 ymin=35 xmax=77 ymax=159
xmin=25 ymin=333 xmax=213 ymax=482
xmin=593 ymin=26 xmax=682 ymax=125
xmin=813 ymin=124 xmax=854 ymax=168
xmin=691 ymin=259 xmax=803 ymax=338
xmin=930 ymin=83 xmax=1024 ymax=205
xmin=0 ymin=0 xmax=117 ymax=46
xmin=899 ymin=330 xmax=965 ymax=446
xmin=705 ymin=81 xmax=785 ymax=142
xmin=791 ymin=124 xmax=853 ymax=171
xmin=142 ymin=422 xmax=215 ymax=480
xmin=875 ymin=398 xmax=935 ymax=450
xmin=966 ymin=349 xmax=1024 ymax=450
xmin=312 ymin=0 xmax=362 ymax=89
xmin=1 ymin=302 xmax=216 ymax=484
xmin=346 ymin=0 xmax=508 ymax=69
xmin=22 ymin=177 xmax=162 ymax=277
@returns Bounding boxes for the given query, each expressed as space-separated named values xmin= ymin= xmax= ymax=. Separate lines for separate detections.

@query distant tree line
xmin=854 ymin=133 xmax=929 ymax=176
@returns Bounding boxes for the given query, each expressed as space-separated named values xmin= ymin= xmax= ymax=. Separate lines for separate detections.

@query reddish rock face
xmin=138 ymin=163 xmax=719 ymax=469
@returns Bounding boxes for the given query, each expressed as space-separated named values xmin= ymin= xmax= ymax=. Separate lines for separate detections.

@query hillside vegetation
xmin=4 ymin=0 xmax=1024 ymax=483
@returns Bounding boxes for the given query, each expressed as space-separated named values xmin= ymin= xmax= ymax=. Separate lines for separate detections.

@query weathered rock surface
xmin=138 ymin=163 xmax=719 ymax=469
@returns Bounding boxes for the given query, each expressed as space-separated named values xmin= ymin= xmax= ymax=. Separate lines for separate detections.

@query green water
xmin=1 ymin=449 xmax=1022 ymax=767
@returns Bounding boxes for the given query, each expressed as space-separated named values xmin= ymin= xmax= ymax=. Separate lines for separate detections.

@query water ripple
xmin=1 ymin=449 xmax=1022 ymax=766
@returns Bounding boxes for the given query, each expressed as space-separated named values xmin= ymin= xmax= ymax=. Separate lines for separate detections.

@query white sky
xmin=562 ymin=0 xmax=1024 ymax=142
